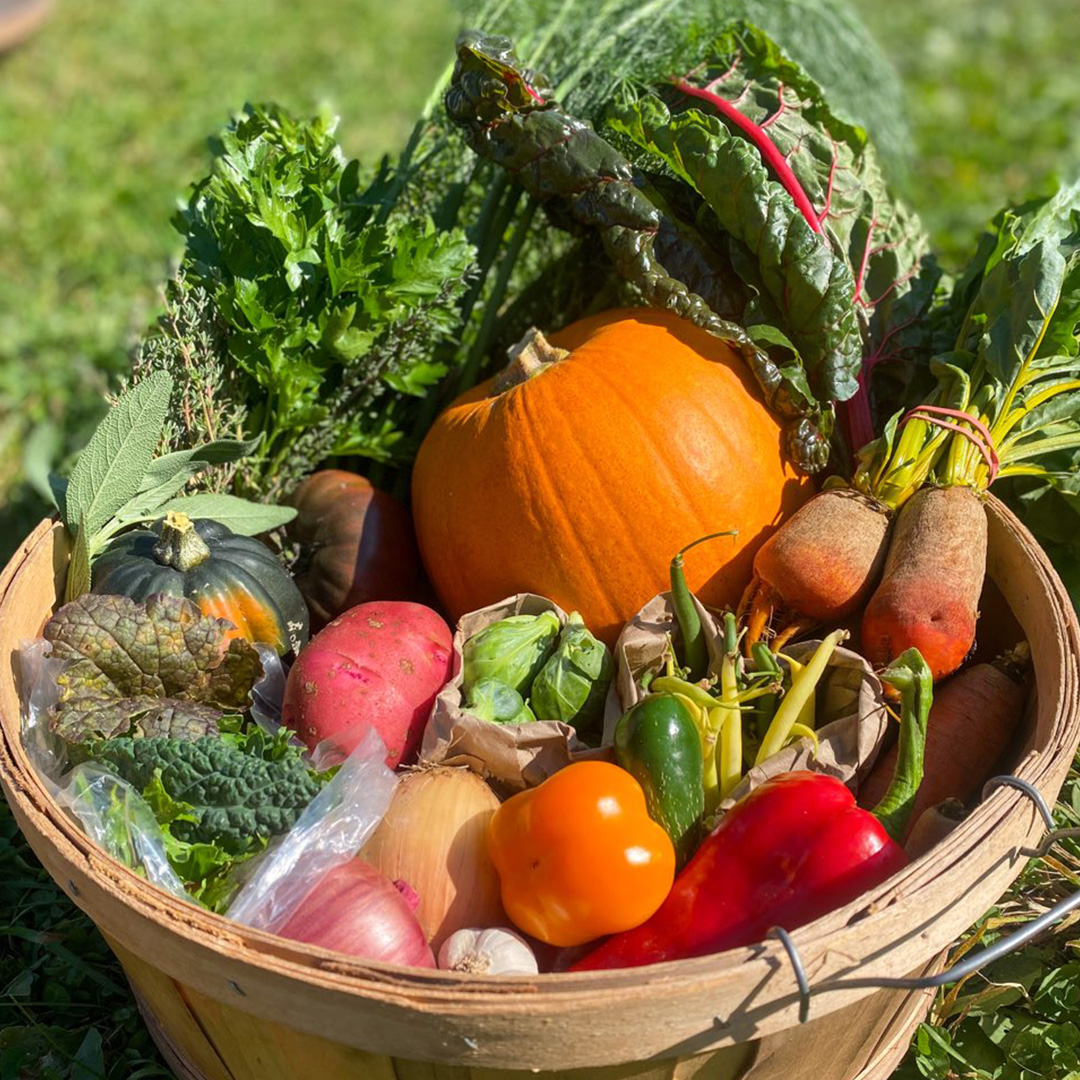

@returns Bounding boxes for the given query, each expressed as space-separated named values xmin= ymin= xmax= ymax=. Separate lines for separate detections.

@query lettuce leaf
xmin=43 ymin=593 xmax=263 ymax=743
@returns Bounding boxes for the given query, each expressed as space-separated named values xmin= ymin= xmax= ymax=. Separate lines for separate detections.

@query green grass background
xmin=1 ymin=1 xmax=1080 ymax=1077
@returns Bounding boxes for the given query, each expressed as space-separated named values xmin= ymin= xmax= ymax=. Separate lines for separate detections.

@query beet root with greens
xmin=861 ymin=486 xmax=987 ymax=680
xmin=745 ymin=488 xmax=893 ymax=648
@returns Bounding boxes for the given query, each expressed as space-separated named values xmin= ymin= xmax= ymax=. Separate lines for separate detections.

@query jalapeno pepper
xmin=615 ymin=694 xmax=705 ymax=869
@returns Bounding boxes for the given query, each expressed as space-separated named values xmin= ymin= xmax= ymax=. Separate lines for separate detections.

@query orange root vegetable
xmin=861 ymin=485 xmax=987 ymax=679
xmin=858 ymin=646 xmax=1028 ymax=838
xmin=746 ymin=488 xmax=891 ymax=644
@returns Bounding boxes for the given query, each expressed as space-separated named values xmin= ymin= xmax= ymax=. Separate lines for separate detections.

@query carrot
xmin=857 ymin=645 xmax=1028 ymax=839
xmin=861 ymin=485 xmax=987 ymax=680
xmin=745 ymin=488 xmax=891 ymax=647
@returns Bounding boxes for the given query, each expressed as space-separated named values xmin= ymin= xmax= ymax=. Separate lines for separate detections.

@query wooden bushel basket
xmin=2 ymin=497 xmax=1079 ymax=1080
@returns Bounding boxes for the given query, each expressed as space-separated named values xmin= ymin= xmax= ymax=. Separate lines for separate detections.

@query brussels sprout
xmin=530 ymin=612 xmax=614 ymax=733
xmin=462 ymin=611 xmax=561 ymax=696
xmin=463 ymin=678 xmax=537 ymax=725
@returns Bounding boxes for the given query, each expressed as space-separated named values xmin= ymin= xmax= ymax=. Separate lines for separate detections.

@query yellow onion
xmin=360 ymin=767 xmax=505 ymax=950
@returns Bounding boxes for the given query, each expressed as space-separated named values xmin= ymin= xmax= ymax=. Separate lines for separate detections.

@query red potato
xmin=746 ymin=488 xmax=892 ymax=646
xmin=861 ymin=485 xmax=987 ymax=680
xmin=282 ymin=601 xmax=453 ymax=767
xmin=857 ymin=647 xmax=1028 ymax=838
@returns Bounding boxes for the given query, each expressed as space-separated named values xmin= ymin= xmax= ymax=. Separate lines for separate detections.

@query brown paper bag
xmin=602 ymin=592 xmax=722 ymax=743
xmin=604 ymin=591 xmax=889 ymax=805
xmin=419 ymin=594 xmax=612 ymax=794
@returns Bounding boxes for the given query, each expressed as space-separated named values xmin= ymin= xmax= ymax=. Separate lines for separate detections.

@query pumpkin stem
xmin=493 ymin=328 xmax=570 ymax=393
xmin=154 ymin=512 xmax=212 ymax=572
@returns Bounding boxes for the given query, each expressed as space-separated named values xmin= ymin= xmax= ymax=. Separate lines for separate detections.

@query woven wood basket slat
xmin=1 ymin=498 xmax=1077 ymax=1079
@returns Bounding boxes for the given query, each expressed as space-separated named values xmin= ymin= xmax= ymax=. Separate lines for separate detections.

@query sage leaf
xmin=22 ymin=422 xmax=61 ymax=505
xmin=138 ymin=438 xmax=260 ymax=492
xmin=64 ymin=513 xmax=93 ymax=603
xmin=159 ymin=494 xmax=297 ymax=535
xmin=112 ymin=438 xmax=265 ymax=527
xmin=47 ymin=472 xmax=69 ymax=517
xmin=64 ymin=372 xmax=173 ymax=537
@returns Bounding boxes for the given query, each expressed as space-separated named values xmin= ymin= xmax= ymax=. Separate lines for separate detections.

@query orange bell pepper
xmin=487 ymin=761 xmax=676 ymax=947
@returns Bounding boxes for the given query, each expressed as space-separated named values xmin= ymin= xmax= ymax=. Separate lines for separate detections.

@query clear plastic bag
xmin=249 ymin=643 xmax=288 ymax=734
xmin=17 ymin=638 xmax=191 ymax=901
xmin=17 ymin=633 xmax=294 ymax=907
xmin=226 ymin=726 xmax=398 ymax=933
xmin=19 ymin=637 xmax=70 ymax=781
xmin=52 ymin=763 xmax=190 ymax=899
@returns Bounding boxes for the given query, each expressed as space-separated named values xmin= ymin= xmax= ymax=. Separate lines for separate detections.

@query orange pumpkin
xmin=412 ymin=309 xmax=813 ymax=645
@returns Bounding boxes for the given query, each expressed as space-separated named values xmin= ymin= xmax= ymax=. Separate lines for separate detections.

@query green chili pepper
xmin=873 ymin=649 xmax=933 ymax=842
xmin=717 ymin=612 xmax=745 ymax=802
xmin=755 ymin=630 xmax=847 ymax=766
xmin=669 ymin=531 xmax=736 ymax=680
xmin=615 ymin=694 xmax=705 ymax=869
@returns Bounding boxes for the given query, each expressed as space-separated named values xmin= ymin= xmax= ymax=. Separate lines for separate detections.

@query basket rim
xmin=1 ymin=497 xmax=1078 ymax=1058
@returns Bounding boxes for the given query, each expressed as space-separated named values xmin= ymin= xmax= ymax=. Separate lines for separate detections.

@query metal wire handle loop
xmin=766 ymin=774 xmax=1080 ymax=1023
xmin=981 ymin=775 xmax=1055 ymax=831
xmin=769 ymin=928 xmax=813 ymax=1024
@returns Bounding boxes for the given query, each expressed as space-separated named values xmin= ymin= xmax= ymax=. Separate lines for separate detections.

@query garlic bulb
xmin=438 ymin=927 xmax=539 ymax=975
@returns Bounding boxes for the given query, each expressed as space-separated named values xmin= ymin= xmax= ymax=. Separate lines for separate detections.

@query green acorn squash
xmin=91 ymin=512 xmax=309 ymax=656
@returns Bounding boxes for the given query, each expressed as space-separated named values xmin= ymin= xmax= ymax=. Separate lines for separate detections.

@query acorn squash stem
xmin=153 ymin=512 xmax=212 ymax=572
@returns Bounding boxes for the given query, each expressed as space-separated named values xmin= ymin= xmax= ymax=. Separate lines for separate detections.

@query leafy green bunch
xmin=163 ymin=103 xmax=475 ymax=497
xmin=852 ymin=180 xmax=1080 ymax=511
xmin=95 ymin=728 xmax=322 ymax=910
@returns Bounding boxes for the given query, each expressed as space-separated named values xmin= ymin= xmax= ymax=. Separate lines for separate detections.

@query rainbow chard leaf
xmin=43 ymin=593 xmax=263 ymax=743
xmin=445 ymin=24 xmax=937 ymax=471
xmin=608 ymin=23 xmax=940 ymax=449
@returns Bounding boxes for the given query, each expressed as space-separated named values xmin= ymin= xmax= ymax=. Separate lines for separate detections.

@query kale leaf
xmin=90 ymin=735 xmax=320 ymax=856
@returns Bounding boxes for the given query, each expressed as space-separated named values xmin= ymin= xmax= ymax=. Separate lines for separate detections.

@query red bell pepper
xmin=572 ymin=649 xmax=931 ymax=971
